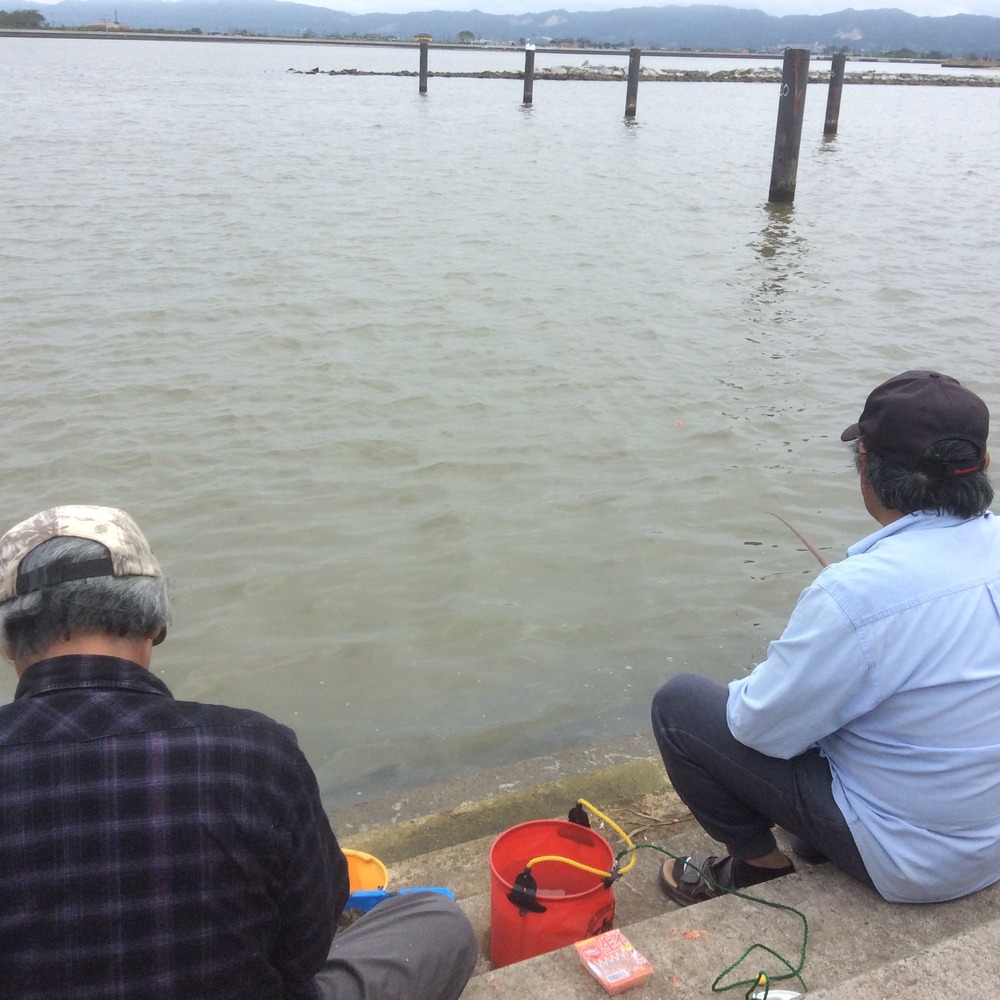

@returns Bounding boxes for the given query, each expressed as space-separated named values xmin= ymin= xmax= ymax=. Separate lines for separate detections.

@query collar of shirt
xmin=845 ymin=509 xmax=992 ymax=559
xmin=14 ymin=654 xmax=175 ymax=702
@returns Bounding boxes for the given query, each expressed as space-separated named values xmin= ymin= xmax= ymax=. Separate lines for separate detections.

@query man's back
xmin=820 ymin=510 xmax=1000 ymax=754
xmin=0 ymin=654 xmax=345 ymax=1000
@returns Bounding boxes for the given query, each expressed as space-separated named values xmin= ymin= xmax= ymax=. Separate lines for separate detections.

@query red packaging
xmin=574 ymin=928 xmax=653 ymax=995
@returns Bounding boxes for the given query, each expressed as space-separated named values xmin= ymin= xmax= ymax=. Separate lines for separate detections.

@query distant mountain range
xmin=30 ymin=2 xmax=1000 ymax=57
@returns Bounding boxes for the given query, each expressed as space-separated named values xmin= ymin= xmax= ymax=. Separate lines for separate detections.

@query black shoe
xmin=788 ymin=834 xmax=827 ymax=863
xmin=659 ymin=854 xmax=795 ymax=906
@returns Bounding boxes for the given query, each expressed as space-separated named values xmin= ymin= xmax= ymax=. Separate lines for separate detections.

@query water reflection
xmin=743 ymin=202 xmax=808 ymax=328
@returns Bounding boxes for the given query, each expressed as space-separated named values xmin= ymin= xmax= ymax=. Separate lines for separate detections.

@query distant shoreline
xmin=0 ymin=28 xmax=799 ymax=58
xmin=4 ymin=28 xmax=998 ymax=83
xmin=5 ymin=27 xmax=997 ymax=66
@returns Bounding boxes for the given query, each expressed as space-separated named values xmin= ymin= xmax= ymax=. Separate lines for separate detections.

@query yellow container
xmin=343 ymin=849 xmax=388 ymax=892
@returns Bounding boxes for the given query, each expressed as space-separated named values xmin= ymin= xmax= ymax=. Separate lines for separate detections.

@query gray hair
xmin=0 ymin=536 xmax=173 ymax=663
xmin=853 ymin=438 xmax=993 ymax=519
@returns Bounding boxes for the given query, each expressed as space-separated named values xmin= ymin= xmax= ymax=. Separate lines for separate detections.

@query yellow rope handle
xmin=523 ymin=854 xmax=614 ymax=879
xmin=578 ymin=797 xmax=637 ymax=876
xmin=523 ymin=799 xmax=638 ymax=879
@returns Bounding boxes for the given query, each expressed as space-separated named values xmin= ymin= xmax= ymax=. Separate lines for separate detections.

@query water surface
xmin=2 ymin=36 xmax=998 ymax=807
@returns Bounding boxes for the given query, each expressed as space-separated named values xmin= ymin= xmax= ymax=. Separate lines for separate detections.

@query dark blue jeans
xmin=651 ymin=673 xmax=873 ymax=887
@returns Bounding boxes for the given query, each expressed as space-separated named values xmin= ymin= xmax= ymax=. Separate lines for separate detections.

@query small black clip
xmin=508 ymin=868 xmax=547 ymax=914
xmin=602 ymin=859 xmax=620 ymax=888
xmin=568 ymin=803 xmax=590 ymax=828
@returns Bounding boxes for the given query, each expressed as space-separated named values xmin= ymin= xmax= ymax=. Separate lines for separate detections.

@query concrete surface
xmin=328 ymin=734 xmax=1000 ymax=999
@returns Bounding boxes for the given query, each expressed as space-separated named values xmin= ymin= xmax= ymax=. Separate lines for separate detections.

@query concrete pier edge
xmin=327 ymin=730 xmax=667 ymax=862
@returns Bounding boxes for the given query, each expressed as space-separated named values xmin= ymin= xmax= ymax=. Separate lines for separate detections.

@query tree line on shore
xmin=3 ymin=6 xmax=998 ymax=64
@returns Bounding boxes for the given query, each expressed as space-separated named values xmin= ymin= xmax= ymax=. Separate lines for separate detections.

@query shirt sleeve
xmin=726 ymin=578 xmax=881 ymax=759
xmin=271 ymin=747 xmax=349 ymax=986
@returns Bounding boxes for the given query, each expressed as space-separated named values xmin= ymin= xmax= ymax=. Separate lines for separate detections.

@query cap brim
xmin=841 ymin=422 xmax=861 ymax=442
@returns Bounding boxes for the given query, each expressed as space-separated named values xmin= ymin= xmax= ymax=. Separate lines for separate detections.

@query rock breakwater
xmin=291 ymin=63 xmax=1000 ymax=86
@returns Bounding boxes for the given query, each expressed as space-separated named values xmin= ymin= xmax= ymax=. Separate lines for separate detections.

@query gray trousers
xmin=313 ymin=891 xmax=479 ymax=1000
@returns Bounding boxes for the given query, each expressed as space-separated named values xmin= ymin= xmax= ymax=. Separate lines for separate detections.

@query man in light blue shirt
xmin=652 ymin=370 xmax=1000 ymax=905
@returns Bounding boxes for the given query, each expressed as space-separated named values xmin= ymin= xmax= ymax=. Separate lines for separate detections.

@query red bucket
xmin=489 ymin=819 xmax=616 ymax=968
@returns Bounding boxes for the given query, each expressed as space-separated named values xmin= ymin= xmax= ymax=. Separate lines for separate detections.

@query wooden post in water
xmin=768 ymin=47 xmax=810 ymax=204
xmin=625 ymin=47 xmax=641 ymax=118
xmin=522 ymin=44 xmax=535 ymax=105
xmin=824 ymin=50 xmax=847 ymax=135
xmin=419 ymin=41 xmax=429 ymax=94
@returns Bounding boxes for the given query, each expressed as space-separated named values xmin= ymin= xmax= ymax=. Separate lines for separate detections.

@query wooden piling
xmin=625 ymin=47 xmax=641 ymax=118
xmin=522 ymin=44 xmax=535 ymax=105
xmin=824 ymin=50 xmax=847 ymax=136
xmin=768 ymin=48 xmax=810 ymax=204
xmin=419 ymin=41 xmax=428 ymax=94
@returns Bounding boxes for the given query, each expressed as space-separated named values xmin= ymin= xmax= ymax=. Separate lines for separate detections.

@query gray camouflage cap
xmin=0 ymin=505 xmax=162 ymax=604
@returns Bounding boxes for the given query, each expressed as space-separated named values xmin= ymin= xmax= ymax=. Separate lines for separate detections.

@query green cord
xmin=615 ymin=843 xmax=808 ymax=996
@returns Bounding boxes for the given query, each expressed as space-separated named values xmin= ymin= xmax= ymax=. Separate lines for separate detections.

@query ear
xmin=984 ymin=451 xmax=991 ymax=471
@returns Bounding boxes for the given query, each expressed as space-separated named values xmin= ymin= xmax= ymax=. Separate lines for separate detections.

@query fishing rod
xmin=768 ymin=513 xmax=830 ymax=568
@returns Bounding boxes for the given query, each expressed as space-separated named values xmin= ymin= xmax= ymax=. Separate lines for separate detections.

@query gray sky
xmin=296 ymin=0 xmax=1000 ymax=18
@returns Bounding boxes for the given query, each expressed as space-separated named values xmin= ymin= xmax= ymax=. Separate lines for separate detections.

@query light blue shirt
xmin=727 ymin=511 xmax=1000 ymax=903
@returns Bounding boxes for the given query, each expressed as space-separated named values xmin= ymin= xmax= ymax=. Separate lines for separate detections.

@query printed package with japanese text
xmin=574 ymin=929 xmax=653 ymax=995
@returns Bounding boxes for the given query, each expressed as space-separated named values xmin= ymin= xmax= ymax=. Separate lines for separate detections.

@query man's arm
xmin=726 ymin=581 xmax=880 ymax=758
xmin=271 ymin=748 xmax=349 ymax=985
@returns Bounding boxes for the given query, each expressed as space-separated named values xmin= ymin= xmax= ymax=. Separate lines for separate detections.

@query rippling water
xmin=2 ymin=36 xmax=998 ymax=807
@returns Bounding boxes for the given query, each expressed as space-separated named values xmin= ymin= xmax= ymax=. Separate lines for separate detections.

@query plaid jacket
xmin=0 ymin=655 xmax=347 ymax=999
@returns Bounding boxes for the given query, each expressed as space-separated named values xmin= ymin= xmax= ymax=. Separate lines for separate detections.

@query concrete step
xmin=455 ymin=861 xmax=1000 ymax=999
xmin=804 ymin=913 xmax=1000 ymax=999
xmin=328 ymin=735 xmax=1000 ymax=1000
